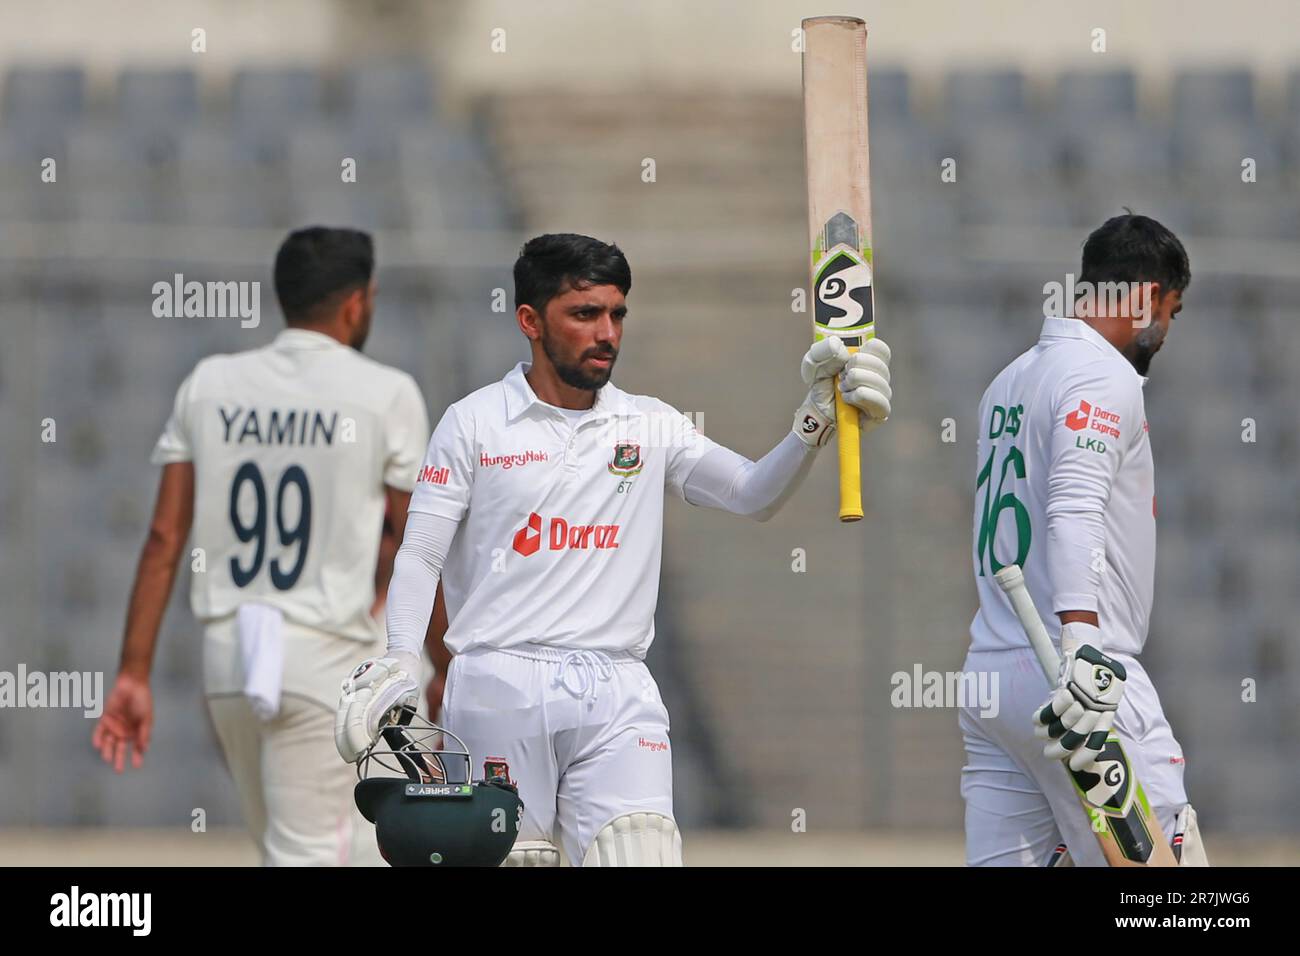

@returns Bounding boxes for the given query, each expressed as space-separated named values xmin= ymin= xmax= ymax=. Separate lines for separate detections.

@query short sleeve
xmin=382 ymin=375 xmax=431 ymax=492
xmin=149 ymin=368 xmax=198 ymax=465
xmin=662 ymin=402 xmax=722 ymax=500
xmin=407 ymin=405 xmax=474 ymax=522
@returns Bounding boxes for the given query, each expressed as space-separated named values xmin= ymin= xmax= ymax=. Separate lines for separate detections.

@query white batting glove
xmin=842 ymin=338 xmax=892 ymax=433
xmin=334 ymin=651 xmax=421 ymax=763
xmin=793 ymin=336 xmax=892 ymax=447
xmin=1032 ymin=623 xmax=1128 ymax=772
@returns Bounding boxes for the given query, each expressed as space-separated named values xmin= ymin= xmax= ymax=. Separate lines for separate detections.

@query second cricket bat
xmin=994 ymin=564 xmax=1178 ymax=867
xmin=801 ymin=15 xmax=876 ymax=522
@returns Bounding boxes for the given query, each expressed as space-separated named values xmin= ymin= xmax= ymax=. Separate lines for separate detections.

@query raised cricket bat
xmin=994 ymin=564 xmax=1178 ymax=867
xmin=801 ymin=15 xmax=876 ymax=522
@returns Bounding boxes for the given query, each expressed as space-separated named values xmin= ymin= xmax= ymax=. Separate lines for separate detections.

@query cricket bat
xmin=994 ymin=564 xmax=1178 ymax=867
xmin=801 ymin=15 xmax=876 ymax=522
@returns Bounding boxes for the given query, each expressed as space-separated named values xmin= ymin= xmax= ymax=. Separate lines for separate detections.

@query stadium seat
xmin=176 ymin=126 xmax=288 ymax=191
xmin=944 ymin=68 xmax=1028 ymax=118
xmin=231 ymin=67 xmax=326 ymax=125
xmin=866 ymin=116 xmax=954 ymax=192
xmin=1055 ymin=69 xmax=1138 ymax=119
xmin=116 ymin=69 xmax=201 ymax=126
xmin=950 ymin=119 xmax=1065 ymax=186
xmin=1172 ymin=67 xmax=1255 ymax=122
xmin=66 ymin=123 xmax=182 ymax=174
xmin=344 ymin=60 xmax=434 ymax=118
xmin=1060 ymin=120 xmax=1175 ymax=187
xmin=2 ymin=65 xmax=85 ymax=122
xmin=867 ymin=66 xmax=911 ymax=119
xmin=1172 ymin=119 xmax=1283 ymax=186
xmin=871 ymin=184 xmax=961 ymax=247
xmin=1195 ymin=193 xmax=1300 ymax=240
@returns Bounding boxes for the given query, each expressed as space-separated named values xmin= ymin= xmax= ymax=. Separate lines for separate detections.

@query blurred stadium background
xmin=1 ymin=0 xmax=1297 ymax=865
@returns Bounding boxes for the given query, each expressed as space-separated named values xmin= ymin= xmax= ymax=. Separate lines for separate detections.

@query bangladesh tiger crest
xmin=607 ymin=442 xmax=643 ymax=477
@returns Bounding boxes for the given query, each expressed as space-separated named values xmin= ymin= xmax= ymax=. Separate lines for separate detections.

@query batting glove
xmin=794 ymin=336 xmax=892 ymax=447
xmin=334 ymin=651 xmax=421 ymax=763
xmin=1032 ymin=622 xmax=1128 ymax=772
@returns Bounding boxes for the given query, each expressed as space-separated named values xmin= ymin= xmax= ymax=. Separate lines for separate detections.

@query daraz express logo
xmin=511 ymin=512 xmax=621 ymax=557
xmin=1064 ymin=399 xmax=1121 ymax=438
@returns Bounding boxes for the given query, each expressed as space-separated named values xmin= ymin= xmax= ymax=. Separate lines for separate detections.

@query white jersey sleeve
xmin=385 ymin=510 xmax=458 ymax=661
xmin=681 ymin=432 xmax=815 ymax=519
xmin=661 ymin=404 xmax=721 ymax=500
xmin=1045 ymin=360 xmax=1144 ymax=615
xmin=150 ymin=367 xmax=201 ymax=465
xmin=383 ymin=375 xmax=431 ymax=492
xmin=408 ymin=405 xmax=475 ymax=521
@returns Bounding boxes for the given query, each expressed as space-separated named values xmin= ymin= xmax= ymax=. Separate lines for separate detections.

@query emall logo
xmin=511 ymin=512 xmax=621 ymax=557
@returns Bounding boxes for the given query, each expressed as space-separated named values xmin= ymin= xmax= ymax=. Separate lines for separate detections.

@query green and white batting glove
xmin=793 ymin=337 xmax=893 ymax=447
xmin=1032 ymin=622 xmax=1128 ymax=772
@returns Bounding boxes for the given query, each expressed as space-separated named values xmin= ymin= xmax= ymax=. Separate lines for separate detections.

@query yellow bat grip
xmin=836 ymin=349 xmax=863 ymax=522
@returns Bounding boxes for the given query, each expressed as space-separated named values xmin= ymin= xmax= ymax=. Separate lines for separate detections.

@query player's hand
xmin=92 ymin=671 xmax=154 ymax=773
xmin=335 ymin=652 xmax=421 ymax=763
xmin=425 ymin=671 xmax=447 ymax=725
xmin=839 ymin=337 xmax=891 ymax=433
xmin=794 ymin=337 xmax=892 ymax=447
xmin=1032 ymin=623 xmax=1128 ymax=772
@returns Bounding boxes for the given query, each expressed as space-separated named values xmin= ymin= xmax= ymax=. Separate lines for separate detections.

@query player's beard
xmin=1123 ymin=323 xmax=1165 ymax=376
xmin=541 ymin=325 xmax=617 ymax=390
xmin=349 ymin=302 xmax=373 ymax=351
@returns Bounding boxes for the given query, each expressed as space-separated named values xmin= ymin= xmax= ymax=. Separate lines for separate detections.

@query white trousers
xmin=204 ymin=616 xmax=384 ymax=867
xmin=207 ymin=693 xmax=382 ymax=866
xmin=441 ymin=645 xmax=675 ymax=866
xmin=960 ymin=647 xmax=1189 ymax=866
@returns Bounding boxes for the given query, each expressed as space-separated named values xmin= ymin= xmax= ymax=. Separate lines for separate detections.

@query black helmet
xmin=353 ymin=706 xmax=523 ymax=867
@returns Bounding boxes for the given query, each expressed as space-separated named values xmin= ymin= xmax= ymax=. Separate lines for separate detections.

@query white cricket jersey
xmin=408 ymin=361 xmax=719 ymax=657
xmin=969 ymin=317 xmax=1156 ymax=658
xmin=152 ymin=328 xmax=429 ymax=641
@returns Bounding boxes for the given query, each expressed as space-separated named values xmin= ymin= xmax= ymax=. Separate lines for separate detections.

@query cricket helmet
xmin=354 ymin=705 xmax=522 ymax=867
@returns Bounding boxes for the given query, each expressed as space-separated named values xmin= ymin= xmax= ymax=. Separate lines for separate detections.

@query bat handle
xmin=835 ymin=359 xmax=863 ymax=522
xmin=993 ymin=564 xmax=1061 ymax=685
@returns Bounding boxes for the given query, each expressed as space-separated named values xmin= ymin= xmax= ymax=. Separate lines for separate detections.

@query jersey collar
xmin=273 ymin=327 xmax=350 ymax=351
xmin=1038 ymin=317 xmax=1149 ymax=387
xmin=503 ymin=361 xmax=637 ymax=423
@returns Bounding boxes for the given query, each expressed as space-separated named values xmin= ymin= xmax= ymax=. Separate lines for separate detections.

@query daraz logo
xmin=1064 ymin=399 xmax=1121 ymax=438
xmin=511 ymin=512 xmax=621 ymax=557
xmin=1065 ymin=400 xmax=1091 ymax=431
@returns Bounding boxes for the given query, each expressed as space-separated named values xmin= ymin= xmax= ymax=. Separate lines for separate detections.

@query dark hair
xmin=274 ymin=226 xmax=374 ymax=323
xmin=513 ymin=234 xmax=631 ymax=315
xmin=1079 ymin=211 xmax=1190 ymax=295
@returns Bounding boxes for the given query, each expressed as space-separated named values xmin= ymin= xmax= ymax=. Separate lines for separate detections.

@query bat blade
xmin=993 ymin=564 xmax=1178 ymax=867
xmin=802 ymin=16 xmax=875 ymax=523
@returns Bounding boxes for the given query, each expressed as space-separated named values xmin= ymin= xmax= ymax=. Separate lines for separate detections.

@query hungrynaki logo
xmin=481 ymin=450 xmax=548 ymax=470
xmin=511 ymin=512 xmax=620 ymax=557
xmin=417 ymin=465 xmax=450 ymax=485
